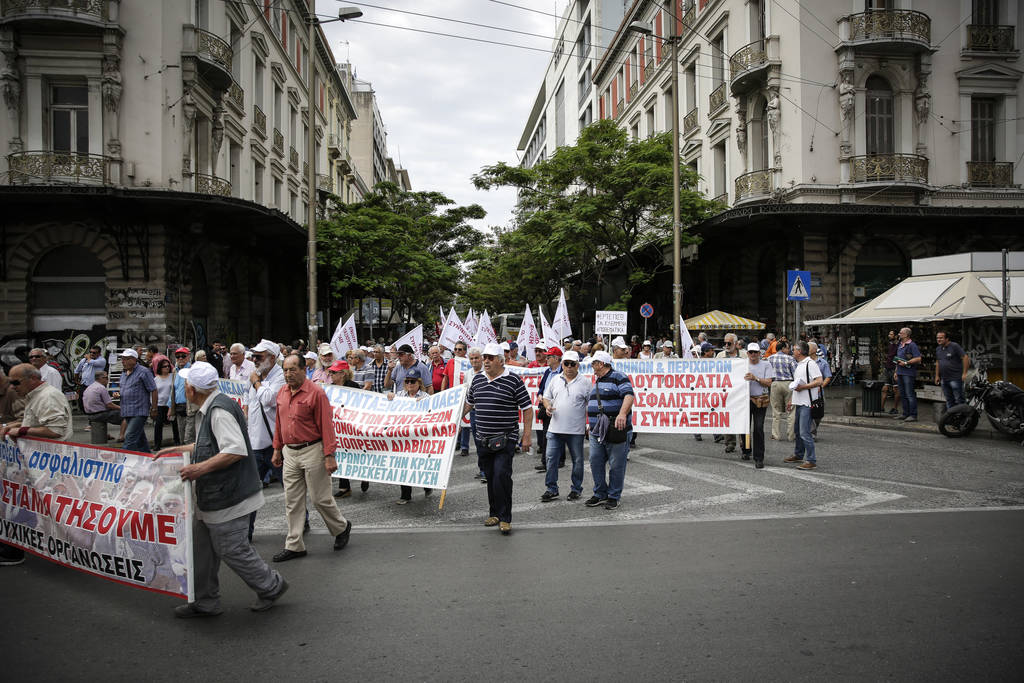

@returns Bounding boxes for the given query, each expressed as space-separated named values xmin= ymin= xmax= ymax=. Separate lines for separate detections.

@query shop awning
xmin=684 ymin=310 xmax=766 ymax=330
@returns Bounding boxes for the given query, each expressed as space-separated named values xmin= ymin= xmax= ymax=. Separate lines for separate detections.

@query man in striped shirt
xmin=463 ymin=342 xmax=533 ymax=535
xmin=586 ymin=351 xmax=635 ymax=510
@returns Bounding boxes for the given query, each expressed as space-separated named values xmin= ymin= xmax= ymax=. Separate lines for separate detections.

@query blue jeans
xmin=897 ymin=374 xmax=918 ymax=418
xmin=545 ymin=432 xmax=585 ymax=495
xmin=458 ymin=426 xmax=471 ymax=452
xmin=588 ymin=433 xmax=629 ymax=501
xmin=941 ymin=379 xmax=965 ymax=409
xmin=123 ymin=415 xmax=150 ymax=453
xmin=793 ymin=405 xmax=816 ymax=463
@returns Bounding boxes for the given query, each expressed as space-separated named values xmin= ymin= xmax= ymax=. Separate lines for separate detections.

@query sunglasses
xmin=175 ymin=354 xmax=188 ymax=358
xmin=28 ymin=355 xmax=44 ymax=359
xmin=562 ymin=361 xmax=578 ymax=367
xmin=9 ymin=379 xmax=21 ymax=386
xmin=404 ymin=378 xmax=419 ymax=384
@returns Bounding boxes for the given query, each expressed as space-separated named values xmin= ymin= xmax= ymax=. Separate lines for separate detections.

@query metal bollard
xmin=843 ymin=396 xmax=857 ymax=416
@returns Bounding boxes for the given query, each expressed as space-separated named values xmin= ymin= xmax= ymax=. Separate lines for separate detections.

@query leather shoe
xmin=499 ymin=522 xmax=511 ymax=535
xmin=333 ymin=488 xmax=351 ymax=498
xmin=483 ymin=516 xmax=499 ymax=527
xmin=174 ymin=603 xmax=222 ymax=618
xmin=272 ymin=549 xmax=307 ymax=563
xmin=360 ymin=481 xmax=370 ymax=492
xmin=334 ymin=521 xmax=352 ymax=550
xmin=783 ymin=455 xmax=803 ymax=463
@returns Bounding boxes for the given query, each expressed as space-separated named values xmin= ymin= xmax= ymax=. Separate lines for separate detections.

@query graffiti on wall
xmin=107 ymin=287 xmax=165 ymax=321
xmin=963 ymin=322 xmax=1024 ymax=368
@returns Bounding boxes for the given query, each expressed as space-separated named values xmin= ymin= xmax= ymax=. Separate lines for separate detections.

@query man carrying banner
xmin=743 ymin=343 xmax=775 ymax=468
xmin=271 ymin=354 xmax=352 ymax=561
xmin=0 ymin=362 xmax=75 ymax=566
xmin=540 ymin=350 xmax=588 ymax=502
xmin=464 ymin=342 xmax=533 ymax=535
xmin=384 ymin=344 xmax=432 ymax=393
xmin=440 ymin=341 xmax=471 ymax=456
xmin=585 ymin=351 xmax=635 ymax=510
xmin=156 ymin=361 xmax=288 ymax=617
xmin=533 ymin=346 xmax=564 ymax=472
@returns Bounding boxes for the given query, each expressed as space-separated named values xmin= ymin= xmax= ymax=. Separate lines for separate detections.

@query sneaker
xmin=584 ymin=496 xmax=607 ymax=507
xmin=250 ymin=579 xmax=289 ymax=612
xmin=604 ymin=499 xmax=618 ymax=510
xmin=796 ymin=461 xmax=817 ymax=470
xmin=903 ymin=416 xmax=918 ymax=423
xmin=174 ymin=603 xmax=223 ymax=618
xmin=694 ymin=434 xmax=703 ymax=441
xmin=499 ymin=522 xmax=511 ymax=535
xmin=480 ymin=475 xmax=487 ymax=484
xmin=783 ymin=455 xmax=803 ymax=463
xmin=540 ymin=491 xmax=559 ymax=502
xmin=0 ymin=551 xmax=25 ymax=567
xmin=459 ymin=449 xmax=469 ymax=457
xmin=567 ymin=491 xmax=581 ymax=501
xmin=888 ymin=408 xmax=898 ymax=415
xmin=483 ymin=516 xmax=499 ymax=527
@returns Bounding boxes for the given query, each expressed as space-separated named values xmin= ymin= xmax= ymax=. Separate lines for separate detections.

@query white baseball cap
xmin=317 ymin=343 xmax=333 ymax=356
xmin=500 ymin=341 xmax=510 ymax=351
xmin=251 ymin=338 xmax=281 ymax=358
xmin=120 ymin=348 xmax=139 ymax=359
xmin=482 ymin=342 xmax=503 ymax=357
xmin=179 ymin=361 xmax=219 ymax=390
xmin=612 ymin=338 xmax=629 ymax=349
xmin=663 ymin=341 xmax=674 ymax=348
xmin=591 ymin=350 xmax=613 ymax=365
xmin=747 ymin=342 xmax=761 ymax=352
xmin=303 ymin=351 xmax=317 ymax=360
xmin=562 ymin=350 xmax=580 ymax=363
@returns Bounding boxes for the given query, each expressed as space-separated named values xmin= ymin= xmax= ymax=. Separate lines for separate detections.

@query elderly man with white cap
xmin=156 ymin=361 xmax=288 ymax=617
xmin=611 ymin=337 xmax=631 ymax=359
xmin=118 ymin=348 xmax=158 ymax=453
xmin=247 ymin=339 xmax=286 ymax=491
xmin=654 ymin=341 xmax=677 ymax=359
xmin=585 ymin=350 xmax=635 ymax=510
xmin=540 ymin=349 xmax=589 ymax=502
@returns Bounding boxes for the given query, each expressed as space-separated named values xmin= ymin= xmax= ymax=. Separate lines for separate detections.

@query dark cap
xmin=397 ymin=344 xmax=415 ymax=354
xmin=699 ymin=342 xmax=714 ymax=353
xmin=404 ymin=367 xmax=423 ymax=381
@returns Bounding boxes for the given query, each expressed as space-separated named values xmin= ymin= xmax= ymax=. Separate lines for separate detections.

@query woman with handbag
xmin=784 ymin=341 xmax=824 ymax=470
xmin=742 ymin=343 xmax=775 ymax=468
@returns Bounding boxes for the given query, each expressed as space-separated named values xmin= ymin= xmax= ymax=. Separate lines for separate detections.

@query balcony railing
xmin=629 ymin=80 xmax=638 ymax=99
xmin=712 ymin=193 xmax=729 ymax=207
xmin=683 ymin=107 xmax=698 ymax=135
xmin=272 ymin=128 xmax=284 ymax=156
xmin=252 ymin=105 xmax=266 ymax=138
xmin=850 ymin=153 xmax=928 ymax=184
xmin=194 ymin=172 xmax=231 ymax=196
xmin=966 ymin=24 xmax=1016 ymax=52
xmin=734 ymin=168 xmax=776 ymax=202
xmin=6 ymin=151 xmax=111 ymax=185
xmin=730 ymin=39 xmax=768 ymax=79
xmin=227 ymin=79 xmax=244 ymax=115
xmin=708 ymin=82 xmax=726 ymax=118
xmin=289 ymin=146 xmax=299 ymax=170
xmin=644 ymin=58 xmax=654 ymax=83
xmin=195 ymin=27 xmax=232 ymax=71
xmin=578 ymin=80 xmax=591 ymax=107
xmin=967 ymin=161 xmax=1014 ymax=187
xmin=847 ymin=10 xmax=930 ymax=45
xmin=616 ymin=97 xmax=624 ymax=117
xmin=1 ymin=0 xmax=105 ymax=22
xmin=317 ymin=173 xmax=333 ymax=193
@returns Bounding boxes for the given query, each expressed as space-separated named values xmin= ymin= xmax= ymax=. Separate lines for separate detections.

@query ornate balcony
xmin=683 ymin=107 xmax=698 ymax=136
xmin=966 ymin=25 xmax=1016 ymax=53
xmin=850 ymin=153 xmax=928 ymax=185
xmin=272 ymin=128 xmax=284 ymax=156
xmin=734 ymin=168 xmax=776 ymax=203
xmin=289 ymin=146 xmax=299 ymax=171
xmin=6 ymin=151 xmax=111 ymax=185
xmin=194 ymin=172 xmax=230 ymax=196
xmin=317 ymin=173 xmax=333 ymax=193
xmin=226 ymin=79 xmax=244 ymax=116
xmin=252 ymin=105 xmax=267 ymax=139
xmin=840 ymin=10 xmax=931 ymax=54
xmin=967 ymin=161 xmax=1014 ymax=188
xmin=712 ymin=193 xmax=729 ymax=208
xmin=616 ymin=97 xmax=624 ymax=118
xmin=183 ymin=26 xmax=233 ymax=91
xmin=630 ymin=81 xmax=638 ymax=99
xmin=327 ymin=133 xmax=342 ymax=158
xmin=0 ymin=0 xmax=111 ymax=28
xmin=644 ymin=59 xmax=654 ymax=83
xmin=708 ymin=82 xmax=726 ymax=118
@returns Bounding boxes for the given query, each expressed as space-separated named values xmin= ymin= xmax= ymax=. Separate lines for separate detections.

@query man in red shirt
xmin=270 ymin=353 xmax=352 ymax=562
xmin=527 ymin=343 xmax=547 ymax=368
xmin=427 ymin=345 xmax=446 ymax=393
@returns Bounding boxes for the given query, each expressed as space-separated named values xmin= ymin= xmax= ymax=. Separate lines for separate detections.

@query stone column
xmin=915 ymin=54 xmax=932 ymax=157
xmin=0 ymin=30 xmax=21 ymax=154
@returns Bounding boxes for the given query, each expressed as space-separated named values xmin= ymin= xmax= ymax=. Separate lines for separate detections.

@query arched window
xmin=31 ymin=245 xmax=106 ymax=331
xmin=865 ymin=75 xmax=894 ymax=155
xmin=748 ymin=95 xmax=770 ymax=170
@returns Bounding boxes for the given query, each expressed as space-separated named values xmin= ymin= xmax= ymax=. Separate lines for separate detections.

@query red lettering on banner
xmin=130 ymin=510 xmax=155 ymax=542
xmin=96 ymin=505 xmax=117 ymax=534
xmin=54 ymin=494 xmax=72 ymax=521
xmin=156 ymin=514 xmax=177 ymax=544
xmin=65 ymin=498 xmax=90 ymax=527
xmin=31 ymin=488 xmax=51 ymax=516
xmin=82 ymin=501 xmax=103 ymax=531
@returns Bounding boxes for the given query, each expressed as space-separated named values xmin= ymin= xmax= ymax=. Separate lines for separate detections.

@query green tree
xmin=469 ymin=118 xmax=716 ymax=308
xmin=317 ymin=182 xmax=485 ymax=327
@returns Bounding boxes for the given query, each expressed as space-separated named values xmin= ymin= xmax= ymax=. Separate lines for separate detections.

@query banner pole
xmin=438 ymin=489 xmax=447 ymax=510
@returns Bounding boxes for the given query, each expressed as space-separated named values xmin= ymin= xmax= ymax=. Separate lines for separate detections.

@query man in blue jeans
xmin=118 ymin=348 xmax=158 ymax=453
xmin=934 ymin=330 xmax=969 ymax=409
xmin=784 ymin=340 xmax=824 ymax=470
xmin=585 ymin=351 xmax=635 ymax=510
xmin=894 ymin=327 xmax=922 ymax=422
xmin=540 ymin=350 xmax=590 ymax=502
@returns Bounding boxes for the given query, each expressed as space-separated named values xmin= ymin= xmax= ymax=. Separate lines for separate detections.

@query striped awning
xmin=683 ymin=310 xmax=766 ymax=330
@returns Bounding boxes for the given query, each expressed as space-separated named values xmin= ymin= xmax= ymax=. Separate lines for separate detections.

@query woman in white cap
xmin=638 ymin=341 xmax=654 ymax=359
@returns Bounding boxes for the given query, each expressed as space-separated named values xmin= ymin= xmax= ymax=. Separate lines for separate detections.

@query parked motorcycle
xmin=937 ymin=368 xmax=1024 ymax=438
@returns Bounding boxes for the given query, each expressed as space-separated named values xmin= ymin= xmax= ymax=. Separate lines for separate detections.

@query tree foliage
xmin=467 ymin=118 xmax=716 ymax=309
xmin=317 ymin=182 xmax=485 ymax=326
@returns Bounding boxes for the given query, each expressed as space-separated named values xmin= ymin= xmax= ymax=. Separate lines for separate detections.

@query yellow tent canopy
xmin=683 ymin=310 xmax=766 ymax=331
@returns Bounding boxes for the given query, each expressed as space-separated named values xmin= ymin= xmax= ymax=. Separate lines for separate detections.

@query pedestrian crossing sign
xmin=786 ymin=270 xmax=811 ymax=301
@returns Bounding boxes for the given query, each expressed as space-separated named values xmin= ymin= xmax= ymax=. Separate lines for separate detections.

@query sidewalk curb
xmin=821 ymin=414 xmax=1009 ymax=440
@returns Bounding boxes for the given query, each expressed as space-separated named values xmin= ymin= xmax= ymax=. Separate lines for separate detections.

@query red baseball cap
xmin=174 ymin=347 xmax=190 ymax=355
xmin=329 ymin=360 xmax=350 ymax=372
xmin=546 ymin=346 xmax=563 ymax=357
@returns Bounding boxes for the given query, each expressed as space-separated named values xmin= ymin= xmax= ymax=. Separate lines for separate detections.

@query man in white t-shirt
xmin=539 ymin=350 xmax=591 ymax=501
xmin=784 ymin=340 xmax=823 ymax=470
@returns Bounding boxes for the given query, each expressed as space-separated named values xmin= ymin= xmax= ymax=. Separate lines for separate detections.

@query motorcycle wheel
xmin=938 ymin=404 xmax=979 ymax=438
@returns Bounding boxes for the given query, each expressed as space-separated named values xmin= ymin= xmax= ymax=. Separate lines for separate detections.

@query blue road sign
xmin=786 ymin=270 xmax=811 ymax=301
xmin=640 ymin=303 xmax=654 ymax=318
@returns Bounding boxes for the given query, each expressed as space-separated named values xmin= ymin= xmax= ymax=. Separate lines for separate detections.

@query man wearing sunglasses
xmin=384 ymin=344 xmax=433 ymax=394
xmin=28 ymin=348 xmax=63 ymax=393
xmin=540 ymin=350 xmax=589 ymax=502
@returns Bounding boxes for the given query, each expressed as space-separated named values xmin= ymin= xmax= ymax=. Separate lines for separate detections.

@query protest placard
xmin=595 ymin=310 xmax=628 ymax=335
xmin=0 ymin=437 xmax=193 ymax=599
xmin=323 ymin=384 xmax=468 ymax=489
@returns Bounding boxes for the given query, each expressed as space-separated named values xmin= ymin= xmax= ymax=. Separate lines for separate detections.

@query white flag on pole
xmin=553 ymin=288 xmax=572 ymax=341
xmin=392 ymin=324 xmax=423 ymax=354
xmin=463 ymin=308 xmax=478 ymax=336
xmin=474 ymin=310 xmax=497 ymax=346
xmin=330 ymin=314 xmax=359 ymax=357
xmin=538 ymin=307 xmax=559 ymax=349
xmin=439 ymin=307 xmax=474 ymax=350
xmin=515 ymin=304 xmax=542 ymax=361
xmin=679 ymin=315 xmax=698 ymax=357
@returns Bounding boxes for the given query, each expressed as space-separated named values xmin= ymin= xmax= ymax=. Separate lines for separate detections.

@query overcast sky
xmin=321 ymin=0 xmax=571 ymax=232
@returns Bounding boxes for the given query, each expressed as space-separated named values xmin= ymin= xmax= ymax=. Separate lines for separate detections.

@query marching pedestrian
xmin=426 ymin=345 xmax=446 ymax=393
xmin=768 ymin=340 xmax=797 ymax=441
xmin=173 ymin=347 xmax=196 ymax=442
xmin=611 ymin=337 xmax=631 ymax=359
xmin=506 ymin=342 xmax=527 ymax=367
xmin=156 ymin=361 xmax=288 ymax=617
xmin=303 ymin=351 xmax=317 ymax=379
xmin=28 ymin=348 xmax=62 ymax=393
xmin=463 ymin=342 xmax=533 ymax=534
xmin=118 ymin=348 xmax=158 ymax=453
xmin=935 ymin=331 xmax=969 ymax=409
xmin=0 ymin=367 xmax=25 ymax=423
xmin=1 ymin=363 xmax=75 ymax=566
xmin=894 ymin=327 xmax=922 ymax=422
xmin=387 ymin=366 xmax=432 ymax=504
xmin=638 ymin=340 xmax=654 ymax=359
xmin=693 ymin=342 xmax=716 ymax=441
xmin=349 ymin=349 xmax=374 ymax=391
xmin=784 ymin=341 xmax=823 ymax=470
xmin=246 ymin=339 xmax=286 ymax=492
xmin=311 ymin=343 xmax=334 ymax=384
xmin=540 ymin=350 xmax=589 ymax=502
xmin=207 ymin=341 xmax=225 ymax=378
xmin=742 ymin=343 xmax=774 ymax=468
xmin=147 ymin=344 xmax=170 ymax=377
xmin=328 ymin=360 xmax=363 ymax=499
xmin=370 ymin=344 xmax=390 ymax=392
xmin=654 ymin=341 xmax=677 ymax=359
xmin=716 ymin=333 xmax=742 ymax=453
xmin=808 ymin=341 xmax=832 ymax=439
xmin=585 ymin=350 xmax=635 ymax=510
xmin=270 ymin=353 xmax=352 ymax=562
xmin=465 ymin=347 xmax=488 ymax=481
xmin=534 ymin=346 xmax=563 ymax=472
xmin=385 ymin=344 xmax=432 ymax=393
xmin=227 ymin=343 xmax=256 ymax=381
xmin=152 ymin=357 xmax=179 ymax=449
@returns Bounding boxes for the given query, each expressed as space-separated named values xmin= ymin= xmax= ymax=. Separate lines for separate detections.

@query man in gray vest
xmin=156 ymin=361 xmax=287 ymax=618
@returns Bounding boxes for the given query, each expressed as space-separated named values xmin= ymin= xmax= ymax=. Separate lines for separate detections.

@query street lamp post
xmin=630 ymin=1 xmax=688 ymax=351
xmin=307 ymin=3 xmax=362 ymax=352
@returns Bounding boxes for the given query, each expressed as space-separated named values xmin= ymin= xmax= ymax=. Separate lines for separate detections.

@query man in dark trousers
xmin=156 ymin=361 xmax=287 ymax=617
